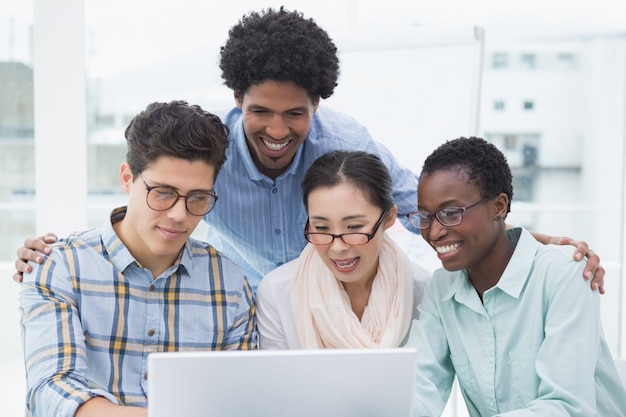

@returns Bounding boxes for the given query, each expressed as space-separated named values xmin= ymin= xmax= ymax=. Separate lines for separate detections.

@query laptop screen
xmin=148 ymin=348 xmax=417 ymax=417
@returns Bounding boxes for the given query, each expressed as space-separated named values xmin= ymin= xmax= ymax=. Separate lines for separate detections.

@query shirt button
xmin=272 ymin=187 xmax=278 ymax=194
xmin=274 ymin=229 xmax=281 ymax=235
xmin=144 ymin=372 xmax=148 ymax=380
xmin=147 ymin=329 xmax=155 ymax=337
xmin=149 ymin=284 xmax=155 ymax=291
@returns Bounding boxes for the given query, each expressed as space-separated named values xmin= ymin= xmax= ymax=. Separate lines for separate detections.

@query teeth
xmin=263 ymin=139 xmax=289 ymax=151
xmin=334 ymin=258 xmax=358 ymax=270
xmin=435 ymin=243 xmax=461 ymax=254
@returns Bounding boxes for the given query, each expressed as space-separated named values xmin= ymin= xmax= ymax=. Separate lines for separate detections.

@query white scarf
xmin=290 ymin=234 xmax=414 ymax=348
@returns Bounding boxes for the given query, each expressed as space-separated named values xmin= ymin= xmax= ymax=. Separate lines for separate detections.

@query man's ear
xmin=120 ymin=162 xmax=134 ymax=195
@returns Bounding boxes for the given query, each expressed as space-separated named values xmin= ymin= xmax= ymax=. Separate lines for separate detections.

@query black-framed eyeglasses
xmin=304 ymin=210 xmax=388 ymax=246
xmin=407 ymin=197 xmax=491 ymax=229
xmin=140 ymin=173 xmax=218 ymax=216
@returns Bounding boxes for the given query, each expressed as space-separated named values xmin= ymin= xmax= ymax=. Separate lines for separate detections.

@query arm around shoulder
xmin=13 ymin=233 xmax=58 ymax=282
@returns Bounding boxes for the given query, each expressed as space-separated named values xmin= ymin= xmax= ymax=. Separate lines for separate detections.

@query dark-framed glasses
xmin=407 ymin=197 xmax=491 ymax=229
xmin=304 ymin=210 xmax=388 ymax=246
xmin=140 ymin=174 xmax=218 ymax=216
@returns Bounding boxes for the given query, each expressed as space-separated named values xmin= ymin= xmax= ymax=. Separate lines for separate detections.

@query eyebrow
xmin=248 ymin=104 xmax=310 ymax=113
xmin=308 ymin=214 xmax=369 ymax=222
xmin=143 ymin=179 xmax=214 ymax=194
xmin=418 ymin=199 xmax=464 ymax=211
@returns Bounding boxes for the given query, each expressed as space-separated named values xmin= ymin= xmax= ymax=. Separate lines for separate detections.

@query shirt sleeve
xmin=223 ymin=274 xmax=258 ymax=350
xmin=255 ymin=276 xmax=290 ymax=350
xmin=19 ymin=251 xmax=119 ymax=417
xmin=408 ymin=281 xmax=456 ymax=417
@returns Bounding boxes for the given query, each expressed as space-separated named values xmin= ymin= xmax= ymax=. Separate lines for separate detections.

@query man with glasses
xmin=19 ymin=101 xmax=256 ymax=417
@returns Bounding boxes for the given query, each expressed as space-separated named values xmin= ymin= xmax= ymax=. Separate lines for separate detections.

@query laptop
xmin=148 ymin=348 xmax=418 ymax=417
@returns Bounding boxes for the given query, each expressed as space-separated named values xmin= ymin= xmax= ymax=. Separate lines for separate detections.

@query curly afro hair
xmin=219 ymin=7 xmax=340 ymax=100
xmin=421 ymin=137 xmax=514 ymax=214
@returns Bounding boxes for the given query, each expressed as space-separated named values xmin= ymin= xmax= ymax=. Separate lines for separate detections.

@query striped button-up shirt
xmin=20 ymin=207 xmax=257 ymax=417
xmin=205 ymin=105 xmax=421 ymax=291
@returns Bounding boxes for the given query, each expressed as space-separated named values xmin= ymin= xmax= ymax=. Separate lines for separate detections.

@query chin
xmin=441 ymin=260 xmax=464 ymax=272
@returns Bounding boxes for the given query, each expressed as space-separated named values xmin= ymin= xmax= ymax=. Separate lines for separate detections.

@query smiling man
xmin=19 ymin=101 xmax=256 ymax=417
xmin=205 ymin=8 xmax=440 ymax=289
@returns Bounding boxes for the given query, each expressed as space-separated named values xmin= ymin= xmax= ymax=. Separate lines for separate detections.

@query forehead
xmin=143 ymin=156 xmax=215 ymax=190
xmin=418 ymin=169 xmax=480 ymax=208
xmin=243 ymin=80 xmax=314 ymax=108
xmin=307 ymin=182 xmax=378 ymax=214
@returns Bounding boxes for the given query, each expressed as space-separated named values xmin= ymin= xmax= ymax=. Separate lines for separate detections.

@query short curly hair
xmin=219 ymin=7 xmax=340 ymax=100
xmin=421 ymin=137 xmax=514 ymax=214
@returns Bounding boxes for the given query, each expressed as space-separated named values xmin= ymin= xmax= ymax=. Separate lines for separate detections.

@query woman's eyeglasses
xmin=407 ymin=197 xmax=491 ymax=229
xmin=304 ymin=210 xmax=388 ymax=245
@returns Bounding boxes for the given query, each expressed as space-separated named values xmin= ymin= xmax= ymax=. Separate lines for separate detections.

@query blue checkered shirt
xmin=20 ymin=207 xmax=257 ymax=417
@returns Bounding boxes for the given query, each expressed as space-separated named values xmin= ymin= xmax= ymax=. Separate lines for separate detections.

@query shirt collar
xmin=440 ymin=227 xmax=538 ymax=302
xmin=494 ymin=227 xmax=538 ymax=298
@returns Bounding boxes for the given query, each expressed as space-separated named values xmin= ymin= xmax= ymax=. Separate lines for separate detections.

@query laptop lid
xmin=148 ymin=348 xmax=417 ymax=417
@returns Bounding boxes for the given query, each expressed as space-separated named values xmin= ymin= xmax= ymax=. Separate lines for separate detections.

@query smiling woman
xmin=256 ymin=150 xmax=432 ymax=349
xmin=411 ymin=136 xmax=626 ymax=416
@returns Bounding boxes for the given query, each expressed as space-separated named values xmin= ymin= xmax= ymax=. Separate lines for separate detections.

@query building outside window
xmin=0 ymin=8 xmax=36 ymax=263
xmin=492 ymin=52 xmax=508 ymax=68
xmin=520 ymin=52 xmax=536 ymax=69
xmin=493 ymin=100 xmax=505 ymax=110
xmin=557 ymin=52 xmax=576 ymax=69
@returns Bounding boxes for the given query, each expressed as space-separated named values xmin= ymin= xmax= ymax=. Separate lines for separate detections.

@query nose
xmin=266 ymin=114 xmax=289 ymax=140
xmin=167 ymin=196 xmax=188 ymax=221
xmin=425 ymin=218 xmax=448 ymax=242
xmin=330 ymin=235 xmax=351 ymax=251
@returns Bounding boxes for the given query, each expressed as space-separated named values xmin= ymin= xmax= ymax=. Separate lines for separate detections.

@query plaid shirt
xmin=20 ymin=207 xmax=257 ymax=417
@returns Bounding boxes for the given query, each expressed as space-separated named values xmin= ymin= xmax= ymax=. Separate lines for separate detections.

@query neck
xmin=113 ymin=220 xmax=179 ymax=279
xmin=467 ymin=232 xmax=515 ymax=299
xmin=257 ymin=163 xmax=287 ymax=180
